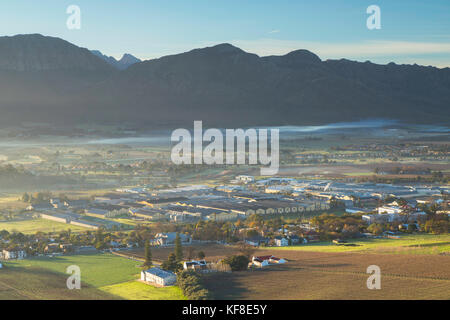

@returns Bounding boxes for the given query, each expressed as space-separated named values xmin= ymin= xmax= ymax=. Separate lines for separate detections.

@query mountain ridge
xmin=0 ymin=34 xmax=448 ymax=127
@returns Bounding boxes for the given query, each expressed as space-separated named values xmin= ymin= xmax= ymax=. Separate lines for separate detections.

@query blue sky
xmin=1 ymin=0 xmax=449 ymax=67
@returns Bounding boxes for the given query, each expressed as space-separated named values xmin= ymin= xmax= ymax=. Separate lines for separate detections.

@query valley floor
xmin=1 ymin=236 xmax=449 ymax=300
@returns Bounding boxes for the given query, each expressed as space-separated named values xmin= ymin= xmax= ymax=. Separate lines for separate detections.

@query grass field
xmin=0 ymin=218 xmax=89 ymax=234
xmin=2 ymin=253 xmax=187 ymax=300
xmin=0 ymin=265 xmax=118 ymax=300
xmin=270 ymin=234 xmax=450 ymax=255
xmin=2 ymin=238 xmax=449 ymax=300
xmin=203 ymin=250 xmax=450 ymax=300
xmin=8 ymin=253 xmax=142 ymax=287
xmin=100 ymin=281 xmax=186 ymax=300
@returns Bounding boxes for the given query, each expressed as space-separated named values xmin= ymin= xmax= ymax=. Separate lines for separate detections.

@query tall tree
xmin=144 ymin=240 xmax=152 ymax=267
xmin=175 ymin=233 xmax=183 ymax=262
xmin=197 ymin=251 xmax=206 ymax=260
xmin=94 ymin=228 xmax=106 ymax=250
xmin=186 ymin=246 xmax=195 ymax=261
xmin=161 ymin=253 xmax=182 ymax=273
xmin=22 ymin=192 xmax=30 ymax=203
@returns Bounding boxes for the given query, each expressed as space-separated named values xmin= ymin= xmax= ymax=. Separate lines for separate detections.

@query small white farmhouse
xmin=141 ymin=267 xmax=177 ymax=286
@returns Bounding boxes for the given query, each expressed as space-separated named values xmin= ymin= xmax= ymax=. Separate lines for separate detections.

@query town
xmin=1 ymin=170 xmax=448 ymax=299
xmin=0 ymin=120 xmax=448 ymax=300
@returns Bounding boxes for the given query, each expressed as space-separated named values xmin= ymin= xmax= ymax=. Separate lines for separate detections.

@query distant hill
xmin=91 ymin=50 xmax=141 ymax=70
xmin=0 ymin=34 xmax=449 ymax=127
xmin=0 ymin=34 xmax=113 ymax=72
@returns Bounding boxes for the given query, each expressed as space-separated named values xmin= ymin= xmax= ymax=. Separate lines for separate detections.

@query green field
xmin=100 ymin=281 xmax=186 ymax=300
xmin=0 ymin=218 xmax=88 ymax=234
xmin=0 ymin=264 xmax=118 ymax=300
xmin=270 ymin=234 xmax=450 ymax=255
xmin=3 ymin=253 xmax=187 ymax=300
xmin=8 ymin=253 xmax=142 ymax=287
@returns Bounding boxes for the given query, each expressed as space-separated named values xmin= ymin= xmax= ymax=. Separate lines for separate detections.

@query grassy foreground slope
xmin=8 ymin=253 xmax=141 ymax=287
xmin=2 ymin=253 xmax=187 ymax=300
xmin=0 ymin=265 xmax=119 ymax=300
xmin=100 ymin=281 xmax=186 ymax=300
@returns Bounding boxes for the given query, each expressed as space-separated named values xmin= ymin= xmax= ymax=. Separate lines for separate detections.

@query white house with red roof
xmin=252 ymin=255 xmax=286 ymax=268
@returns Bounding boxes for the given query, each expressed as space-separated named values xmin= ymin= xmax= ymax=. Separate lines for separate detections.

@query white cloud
xmin=268 ymin=29 xmax=280 ymax=34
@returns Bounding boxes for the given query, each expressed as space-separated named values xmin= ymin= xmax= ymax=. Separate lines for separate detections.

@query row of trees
xmin=312 ymin=211 xmax=449 ymax=237
xmin=310 ymin=214 xmax=365 ymax=240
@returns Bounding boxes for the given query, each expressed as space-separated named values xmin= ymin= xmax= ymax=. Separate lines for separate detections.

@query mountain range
xmin=0 ymin=34 xmax=449 ymax=127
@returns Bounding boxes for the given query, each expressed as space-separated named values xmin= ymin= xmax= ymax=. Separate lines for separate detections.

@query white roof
xmin=143 ymin=267 xmax=176 ymax=279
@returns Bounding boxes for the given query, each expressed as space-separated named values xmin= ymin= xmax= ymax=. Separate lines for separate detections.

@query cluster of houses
xmin=245 ymin=234 xmax=313 ymax=247
xmin=244 ymin=224 xmax=318 ymax=248
xmin=139 ymin=254 xmax=288 ymax=288
xmin=0 ymin=249 xmax=27 ymax=260
xmin=361 ymin=202 xmax=429 ymax=225
xmin=150 ymin=232 xmax=192 ymax=246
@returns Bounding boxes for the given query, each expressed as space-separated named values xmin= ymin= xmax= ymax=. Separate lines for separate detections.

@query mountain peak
xmin=91 ymin=50 xmax=141 ymax=70
xmin=0 ymin=34 xmax=113 ymax=72
xmin=196 ymin=43 xmax=245 ymax=55
xmin=119 ymin=53 xmax=141 ymax=66
xmin=284 ymin=49 xmax=321 ymax=63
xmin=212 ymin=43 xmax=242 ymax=51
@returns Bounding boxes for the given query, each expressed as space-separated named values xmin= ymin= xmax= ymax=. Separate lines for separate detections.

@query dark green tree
xmin=22 ymin=193 xmax=30 ymax=203
xmin=144 ymin=240 xmax=152 ymax=267
xmin=94 ymin=228 xmax=106 ymax=250
xmin=223 ymin=255 xmax=250 ymax=271
xmin=197 ymin=251 xmax=206 ymax=260
xmin=175 ymin=233 xmax=183 ymax=261
xmin=161 ymin=253 xmax=183 ymax=273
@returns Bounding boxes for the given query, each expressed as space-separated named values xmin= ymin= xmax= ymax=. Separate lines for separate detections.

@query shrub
xmin=223 ymin=255 xmax=249 ymax=271
xmin=177 ymin=271 xmax=212 ymax=300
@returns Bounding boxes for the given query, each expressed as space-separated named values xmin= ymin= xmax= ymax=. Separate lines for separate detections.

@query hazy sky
xmin=1 ymin=0 xmax=449 ymax=67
